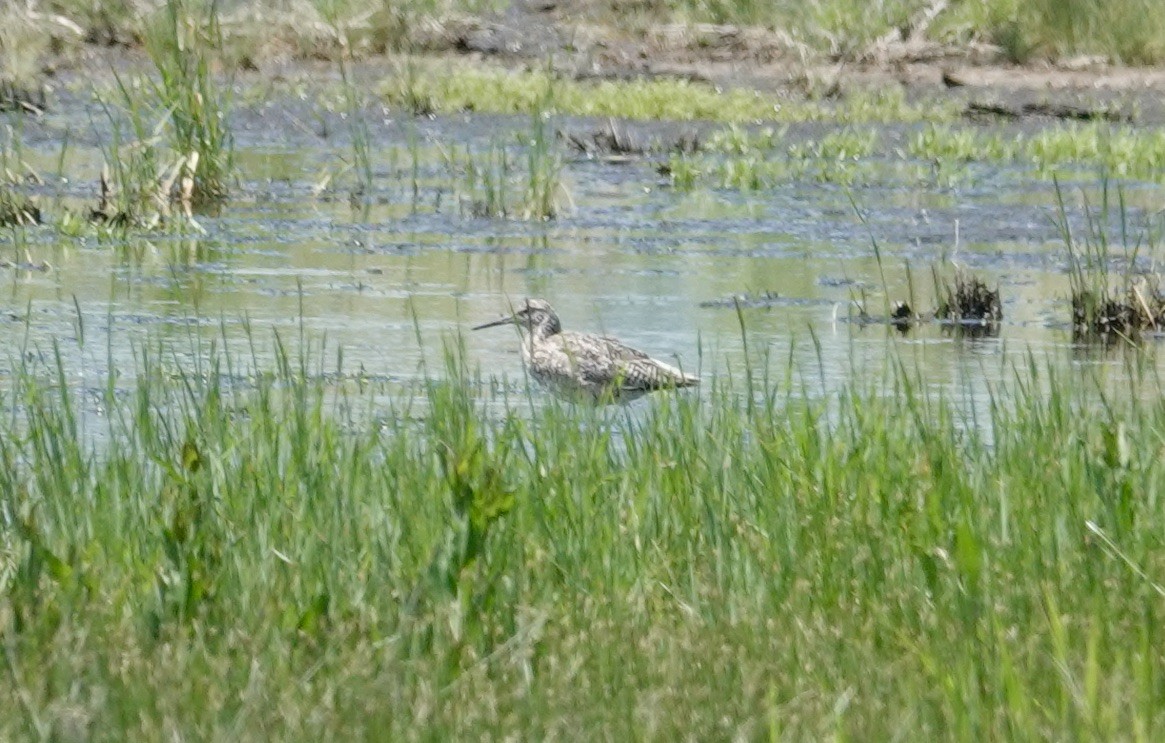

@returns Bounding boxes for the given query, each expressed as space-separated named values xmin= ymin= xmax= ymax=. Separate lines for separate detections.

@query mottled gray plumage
xmin=473 ymin=298 xmax=699 ymax=403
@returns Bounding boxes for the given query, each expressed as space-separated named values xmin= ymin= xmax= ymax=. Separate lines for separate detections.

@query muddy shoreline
xmin=9 ymin=0 xmax=1165 ymax=126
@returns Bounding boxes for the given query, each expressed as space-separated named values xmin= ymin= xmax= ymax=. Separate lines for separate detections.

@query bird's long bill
xmin=471 ymin=315 xmax=514 ymax=331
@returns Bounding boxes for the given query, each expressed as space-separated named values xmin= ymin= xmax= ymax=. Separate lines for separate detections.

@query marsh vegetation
xmin=3 ymin=0 xmax=1165 ymax=740
xmin=1 ymin=338 xmax=1164 ymax=740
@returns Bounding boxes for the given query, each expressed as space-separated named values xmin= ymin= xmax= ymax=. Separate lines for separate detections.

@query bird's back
xmin=526 ymin=330 xmax=698 ymax=402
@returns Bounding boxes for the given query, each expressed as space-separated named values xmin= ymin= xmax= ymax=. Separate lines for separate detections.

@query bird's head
xmin=472 ymin=298 xmax=561 ymax=336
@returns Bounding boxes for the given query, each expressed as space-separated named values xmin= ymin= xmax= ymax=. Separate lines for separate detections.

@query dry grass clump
xmin=0 ymin=3 xmax=85 ymax=90
xmin=0 ymin=81 xmax=47 ymax=115
xmin=0 ymin=188 xmax=41 ymax=227
xmin=1072 ymin=277 xmax=1165 ymax=337
xmin=72 ymin=0 xmax=491 ymax=64
xmin=89 ymin=155 xmax=201 ymax=230
xmin=934 ymin=268 xmax=1002 ymax=325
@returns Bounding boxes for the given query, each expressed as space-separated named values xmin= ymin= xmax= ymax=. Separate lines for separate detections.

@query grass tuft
xmin=1010 ymin=0 xmax=1165 ymax=64
xmin=5 ymin=0 xmax=1165 ymax=67
xmin=1055 ymin=181 xmax=1165 ymax=338
xmin=444 ymin=109 xmax=567 ymax=220
xmin=138 ymin=0 xmax=234 ymax=204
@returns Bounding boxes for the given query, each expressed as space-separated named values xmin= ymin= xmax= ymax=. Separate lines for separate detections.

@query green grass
xmin=616 ymin=0 xmax=1165 ymax=64
xmin=669 ymin=126 xmax=908 ymax=189
xmin=319 ymin=4 xmax=376 ymax=203
xmin=77 ymin=0 xmax=234 ymax=228
xmin=615 ymin=0 xmax=928 ymax=57
xmin=379 ymin=63 xmax=956 ymax=124
xmin=139 ymin=0 xmax=234 ymax=204
xmin=998 ymin=0 xmax=1165 ymax=64
xmin=667 ymin=121 xmax=1165 ymax=191
xmin=442 ymin=110 xmax=566 ymax=220
xmin=1026 ymin=124 xmax=1165 ymax=178
xmin=1 ymin=327 xmax=1164 ymax=739
xmin=908 ymin=123 xmax=1018 ymax=163
xmin=92 ymin=86 xmax=174 ymax=229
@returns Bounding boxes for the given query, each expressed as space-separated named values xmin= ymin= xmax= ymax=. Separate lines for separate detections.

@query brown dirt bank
xmin=428 ymin=1 xmax=1165 ymax=123
xmin=9 ymin=0 xmax=1165 ymax=124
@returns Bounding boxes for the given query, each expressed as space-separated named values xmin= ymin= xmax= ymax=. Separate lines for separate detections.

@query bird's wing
xmin=617 ymin=356 xmax=699 ymax=391
xmin=594 ymin=335 xmax=651 ymax=361
xmin=596 ymin=336 xmax=697 ymax=388
xmin=556 ymin=333 xmax=697 ymax=392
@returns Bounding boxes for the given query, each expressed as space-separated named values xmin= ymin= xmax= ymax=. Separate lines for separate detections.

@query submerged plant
xmin=453 ymin=141 xmax=510 ymax=218
xmin=446 ymin=110 xmax=567 ymax=220
xmin=522 ymin=110 xmax=566 ymax=220
xmin=318 ymin=0 xmax=375 ymax=203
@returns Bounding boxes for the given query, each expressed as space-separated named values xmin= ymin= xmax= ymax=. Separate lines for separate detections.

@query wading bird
xmin=473 ymin=298 xmax=699 ymax=403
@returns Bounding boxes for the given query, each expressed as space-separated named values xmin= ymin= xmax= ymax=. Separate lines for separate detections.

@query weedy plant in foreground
xmin=0 ymin=331 xmax=1164 ymax=740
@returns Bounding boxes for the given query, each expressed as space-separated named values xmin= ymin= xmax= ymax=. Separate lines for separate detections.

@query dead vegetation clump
xmin=0 ymin=81 xmax=46 ymax=115
xmin=843 ymin=292 xmax=922 ymax=332
xmin=0 ymin=188 xmax=40 ymax=227
xmin=1072 ymin=278 xmax=1165 ymax=337
xmin=890 ymin=300 xmax=919 ymax=332
xmin=0 ymin=3 xmax=83 ymax=102
xmin=1059 ymin=182 xmax=1165 ymax=339
xmin=839 ymin=264 xmax=1002 ymax=334
xmin=934 ymin=268 xmax=1002 ymax=325
xmin=89 ymin=154 xmax=202 ymax=231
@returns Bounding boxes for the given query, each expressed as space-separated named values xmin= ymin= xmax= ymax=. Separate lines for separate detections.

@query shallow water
xmin=3 ymin=93 xmax=1165 ymax=422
